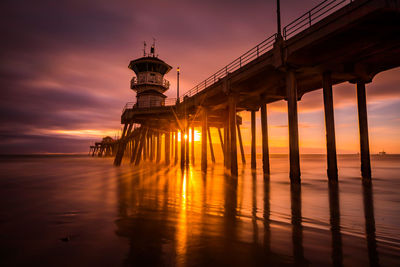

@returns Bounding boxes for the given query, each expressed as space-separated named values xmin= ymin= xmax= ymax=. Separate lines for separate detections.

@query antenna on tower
xmin=151 ymin=37 xmax=156 ymax=57
xmin=143 ymin=41 xmax=147 ymax=56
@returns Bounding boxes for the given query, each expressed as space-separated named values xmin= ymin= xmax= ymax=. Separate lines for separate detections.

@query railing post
xmin=257 ymin=46 xmax=259 ymax=57
xmin=308 ymin=11 xmax=312 ymax=26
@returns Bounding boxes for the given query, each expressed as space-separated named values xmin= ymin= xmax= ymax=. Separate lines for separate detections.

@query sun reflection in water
xmin=175 ymin=170 xmax=188 ymax=266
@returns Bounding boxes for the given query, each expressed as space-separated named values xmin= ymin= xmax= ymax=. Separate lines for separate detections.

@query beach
xmin=0 ymin=154 xmax=399 ymax=266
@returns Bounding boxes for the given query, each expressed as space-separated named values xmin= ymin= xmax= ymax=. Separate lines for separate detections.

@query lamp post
xmin=277 ymin=0 xmax=282 ymax=38
xmin=177 ymin=67 xmax=180 ymax=104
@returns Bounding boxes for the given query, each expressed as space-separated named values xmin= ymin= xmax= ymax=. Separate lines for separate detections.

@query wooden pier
xmin=107 ymin=0 xmax=400 ymax=182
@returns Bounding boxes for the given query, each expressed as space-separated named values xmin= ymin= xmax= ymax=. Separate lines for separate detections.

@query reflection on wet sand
xmin=362 ymin=179 xmax=380 ymax=267
xmin=262 ymin=173 xmax=270 ymax=251
xmin=290 ymin=183 xmax=307 ymax=266
xmin=328 ymin=181 xmax=343 ymax=267
xmin=1 ymin=155 xmax=398 ymax=266
xmin=113 ymin=163 xmax=388 ymax=266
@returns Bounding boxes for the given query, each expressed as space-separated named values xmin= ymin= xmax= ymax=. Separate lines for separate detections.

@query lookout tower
xmin=128 ymin=43 xmax=172 ymax=108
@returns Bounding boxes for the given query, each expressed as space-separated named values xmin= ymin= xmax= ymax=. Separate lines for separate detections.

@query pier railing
xmin=283 ymin=0 xmax=354 ymax=40
xmin=178 ymin=34 xmax=277 ymax=102
xmin=174 ymin=0 xmax=356 ymax=103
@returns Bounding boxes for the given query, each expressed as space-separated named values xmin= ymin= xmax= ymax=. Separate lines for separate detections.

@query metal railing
xmin=123 ymin=0 xmax=356 ymax=109
xmin=178 ymin=33 xmax=277 ymax=102
xmin=283 ymin=0 xmax=353 ymax=40
xmin=131 ymin=76 xmax=170 ymax=89
xmin=174 ymin=0 xmax=356 ymax=103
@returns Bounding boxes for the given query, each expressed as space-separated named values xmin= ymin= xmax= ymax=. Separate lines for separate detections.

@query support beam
xmin=323 ymin=72 xmax=338 ymax=180
xmin=114 ymin=123 xmax=133 ymax=166
xmin=286 ymin=71 xmax=301 ymax=182
xmin=261 ymin=103 xmax=270 ymax=175
xmin=207 ymin=127 xmax=216 ymax=163
xmin=165 ymin=132 xmax=170 ymax=165
xmin=143 ymin=132 xmax=147 ymax=161
xmin=156 ymin=131 xmax=161 ymax=163
xmin=224 ymin=112 xmax=230 ymax=169
xmin=357 ymin=81 xmax=371 ymax=179
xmin=191 ymin=127 xmax=195 ymax=165
xmin=174 ymin=131 xmax=178 ymax=165
xmin=150 ymin=132 xmax=155 ymax=162
xmin=180 ymin=129 xmax=185 ymax=168
xmin=201 ymin=108 xmax=208 ymax=172
xmin=130 ymin=134 xmax=140 ymax=163
xmin=237 ymin=124 xmax=246 ymax=164
xmin=229 ymin=95 xmax=238 ymax=176
xmin=185 ymin=124 xmax=189 ymax=166
xmin=135 ymin=128 xmax=148 ymax=166
xmin=218 ymin=128 xmax=224 ymax=156
xmin=251 ymin=110 xmax=257 ymax=169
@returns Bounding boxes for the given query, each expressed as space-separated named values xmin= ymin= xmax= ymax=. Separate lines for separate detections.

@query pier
xmin=110 ymin=0 xmax=400 ymax=182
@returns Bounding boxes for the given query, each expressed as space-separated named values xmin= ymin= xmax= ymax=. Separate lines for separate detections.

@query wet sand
xmin=0 ymin=154 xmax=399 ymax=266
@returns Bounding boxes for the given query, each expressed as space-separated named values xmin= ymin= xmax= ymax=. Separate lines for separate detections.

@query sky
xmin=0 ymin=0 xmax=399 ymax=154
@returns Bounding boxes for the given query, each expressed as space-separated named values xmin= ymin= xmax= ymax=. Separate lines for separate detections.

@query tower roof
xmin=128 ymin=56 xmax=172 ymax=75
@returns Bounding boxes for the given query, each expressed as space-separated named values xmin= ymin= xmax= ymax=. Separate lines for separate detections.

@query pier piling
xmin=286 ymin=71 xmax=301 ymax=183
xmin=208 ymin=126 xmax=216 ymax=163
xmin=165 ymin=131 xmax=170 ymax=165
xmin=229 ymin=95 xmax=238 ymax=176
xmin=261 ymin=103 xmax=270 ymax=175
xmin=357 ymin=81 xmax=372 ymax=179
xmin=191 ymin=126 xmax=195 ymax=164
xmin=237 ymin=123 xmax=246 ymax=164
xmin=251 ymin=110 xmax=257 ymax=170
xmin=323 ymin=72 xmax=338 ymax=180
xmin=201 ymin=108 xmax=208 ymax=172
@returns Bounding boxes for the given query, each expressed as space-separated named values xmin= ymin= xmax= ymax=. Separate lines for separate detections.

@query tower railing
xmin=131 ymin=77 xmax=170 ymax=89
xmin=122 ymin=98 xmax=177 ymax=114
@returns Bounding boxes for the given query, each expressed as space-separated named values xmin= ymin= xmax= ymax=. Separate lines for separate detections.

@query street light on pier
xmin=177 ymin=67 xmax=180 ymax=104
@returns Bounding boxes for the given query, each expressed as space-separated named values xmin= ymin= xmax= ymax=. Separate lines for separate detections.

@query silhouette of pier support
xmin=218 ymin=128 xmax=224 ymax=158
xmin=323 ymin=72 xmax=338 ymax=181
xmin=224 ymin=114 xmax=230 ymax=169
xmin=185 ymin=123 xmax=189 ymax=166
xmin=150 ymin=131 xmax=155 ymax=162
xmin=229 ymin=95 xmax=238 ymax=176
xmin=201 ymin=108 xmax=208 ymax=172
xmin=251 ymin=110 xmax=257 ymax=170
xmin=114 ymin=123 xmax=133 ymax=166
xmin=237 ymin=123 xmax=246 ymax=164
xmin=156 ymin=131 xmax=161 ymax=163
xmin=356 ymin=81 xmax=372 ymax=179
xmin=261 ymin=103 xmax=270 ymax=175
xmin=165 ymin=131 xmax=170 ymax=165
xmin=174 ymin=131 xmax=178 ymax=165
xmin=135 ymin=127 xmax=148 ymax=166
xmin=180 ymin=129 xmax=185 ymax=168
xmin=208 ymin=127 xmax=216 ymax=163
xmin=191 ymin=126 xmax=195 ymax=164
xmin=286 ymin=71 xmax=301 ymax=183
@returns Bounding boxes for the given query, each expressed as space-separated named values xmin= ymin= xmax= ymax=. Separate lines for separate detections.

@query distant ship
xmin=378 ymin=150 xmax=387 ymax=156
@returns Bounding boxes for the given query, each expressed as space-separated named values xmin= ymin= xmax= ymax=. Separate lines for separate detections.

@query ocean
xmin=0 ymin=154 xmax=399 ymax=266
